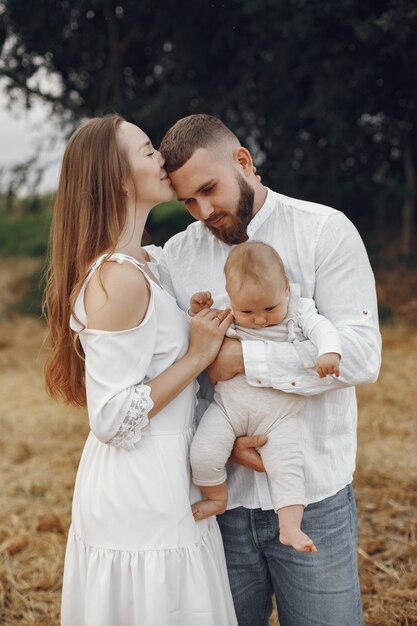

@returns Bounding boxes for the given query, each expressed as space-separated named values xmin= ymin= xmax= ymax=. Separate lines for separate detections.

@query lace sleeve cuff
xmin=107 ymin=384 xmax=153 ymax=449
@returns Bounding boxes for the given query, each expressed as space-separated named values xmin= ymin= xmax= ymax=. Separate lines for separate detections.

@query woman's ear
xmin=233 ymin=146 xmax=253 ymax=176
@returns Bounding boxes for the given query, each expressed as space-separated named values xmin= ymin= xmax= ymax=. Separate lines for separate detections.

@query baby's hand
xmin=316 ymin=352 xmax=340 ymax=378
xmin=189 ymin=291 xmax=214 ymax=316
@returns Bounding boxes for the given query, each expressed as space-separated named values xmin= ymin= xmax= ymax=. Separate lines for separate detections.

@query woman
xmin=44 ymin=114 xmax=237 ymax=626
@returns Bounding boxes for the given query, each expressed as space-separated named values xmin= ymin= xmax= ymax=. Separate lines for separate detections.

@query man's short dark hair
xmin=160 ymin=114 xmax=239 ymax=173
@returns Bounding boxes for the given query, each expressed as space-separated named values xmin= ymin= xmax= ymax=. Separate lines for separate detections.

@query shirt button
xmin=363 ymin=310 xmax=368 ymax=315
xmin=256 ymin=379 xmax=262 ymax=385
xmin=291 ymin=381 xmax=296 ymax=386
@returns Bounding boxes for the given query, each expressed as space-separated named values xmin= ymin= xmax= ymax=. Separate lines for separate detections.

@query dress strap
xmin=88 ymin=252 xmax=152 ymax=285
xmin=90 ymin=252 xmax=145 ymax=271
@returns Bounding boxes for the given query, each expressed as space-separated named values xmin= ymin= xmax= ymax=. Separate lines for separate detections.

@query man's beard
xmin=204 ymin=174 xmax=254 ymax=245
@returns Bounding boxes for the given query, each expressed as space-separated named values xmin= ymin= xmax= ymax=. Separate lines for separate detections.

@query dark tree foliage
xmin=1 ymin=0 xmax=416 ymax=251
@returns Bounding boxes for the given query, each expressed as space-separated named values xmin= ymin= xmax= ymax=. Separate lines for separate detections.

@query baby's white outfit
xmin=190 ymin=284 xmax=341 ymax=512
xmin=62 ymin=252 xmax=237 ymax=626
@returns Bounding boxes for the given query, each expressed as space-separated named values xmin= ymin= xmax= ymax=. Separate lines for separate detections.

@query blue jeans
xmin=217 ymin=484 xmax=363 ymax=626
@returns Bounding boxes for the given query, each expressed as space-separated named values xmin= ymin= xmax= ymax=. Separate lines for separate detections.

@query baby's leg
xmin=190 ymin=400 xmax=236 ymax=520
xmin=277 ymin=505 xmax=317 ymax=553
xmin=254 ymin=392 xmax=317 ymax=553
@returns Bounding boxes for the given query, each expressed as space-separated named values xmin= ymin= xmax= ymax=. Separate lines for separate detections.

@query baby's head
xmin=224 ymin=241 xmax=289 ymax=329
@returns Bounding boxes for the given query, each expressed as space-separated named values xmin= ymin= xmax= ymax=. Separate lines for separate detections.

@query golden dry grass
xmin=0 ymin=263 xmax=416 ymax=625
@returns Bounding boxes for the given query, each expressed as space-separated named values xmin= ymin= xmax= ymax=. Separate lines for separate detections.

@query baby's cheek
xmin=234 ymin=313 xmax=252 ymax=328
xmin=271 ymin=308 xmax=287 ymax=325
xmin=233 ymin=313 xmax=245 ymax=326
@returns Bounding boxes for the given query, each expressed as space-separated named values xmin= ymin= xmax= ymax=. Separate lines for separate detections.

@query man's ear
xmin=233 ymin=146 xmax=253 ymax=176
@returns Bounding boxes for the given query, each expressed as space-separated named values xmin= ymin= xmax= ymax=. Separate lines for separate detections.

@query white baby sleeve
xmin=298 ymin=298 xmax=342 ymax=357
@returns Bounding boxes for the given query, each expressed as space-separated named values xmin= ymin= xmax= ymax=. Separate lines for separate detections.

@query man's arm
xmin=209 ymin=212 xmax=382 ymax=395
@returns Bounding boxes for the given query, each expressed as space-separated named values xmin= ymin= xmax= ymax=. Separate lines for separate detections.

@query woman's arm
xmin=85 ymin=260 xmax=233 ymax=421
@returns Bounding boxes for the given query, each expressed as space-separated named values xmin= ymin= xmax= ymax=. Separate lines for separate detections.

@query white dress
xmin=61 ymin=253 xmax=237 ymax=626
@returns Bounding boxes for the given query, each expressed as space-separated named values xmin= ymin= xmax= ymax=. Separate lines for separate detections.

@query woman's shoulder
xmin=84 ymin=258 xmax=150 ymax=332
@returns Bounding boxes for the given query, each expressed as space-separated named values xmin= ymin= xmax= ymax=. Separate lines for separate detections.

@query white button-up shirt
xmin=157 ymin=188 xmax=382 ymax=507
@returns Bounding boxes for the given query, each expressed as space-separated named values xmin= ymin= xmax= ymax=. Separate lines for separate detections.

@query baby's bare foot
xmin=191 ymin=499 xmax=226 ymax=521
xmin=279 ymin=527 xmax=317 ymax=553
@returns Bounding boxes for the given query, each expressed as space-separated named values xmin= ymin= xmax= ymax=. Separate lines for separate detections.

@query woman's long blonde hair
xmin=44 ymin=114 xmax=130 ymax=406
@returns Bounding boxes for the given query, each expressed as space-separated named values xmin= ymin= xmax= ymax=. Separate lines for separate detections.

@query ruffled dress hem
xmin=61 ymin=521 xmax=237 ymax=626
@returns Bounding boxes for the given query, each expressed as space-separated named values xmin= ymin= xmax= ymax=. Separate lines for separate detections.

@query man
xmin=157 ymin=114 xmax=381 ymax=626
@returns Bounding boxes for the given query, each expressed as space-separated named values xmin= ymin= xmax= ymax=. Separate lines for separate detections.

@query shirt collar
xmin=247 ymin=187 xmax=278 ymax=238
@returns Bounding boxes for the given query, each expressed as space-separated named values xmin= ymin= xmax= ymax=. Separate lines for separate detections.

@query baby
xmin=189 ymin=241 xmax=342 ymax=553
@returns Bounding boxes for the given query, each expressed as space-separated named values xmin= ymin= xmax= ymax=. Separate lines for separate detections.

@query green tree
xmin=1 ymin=0 xmax=416 ymax=251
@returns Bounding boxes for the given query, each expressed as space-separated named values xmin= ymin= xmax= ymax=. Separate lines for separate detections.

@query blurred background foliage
xmin=0 ymin=0 xmax=416 ymax=311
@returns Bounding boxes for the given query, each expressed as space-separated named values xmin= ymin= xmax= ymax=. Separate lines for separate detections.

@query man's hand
xmin=229 ymin=435 xmax=267 ymax=472
xmin=208 ymin=337 xmax=244 ymax=383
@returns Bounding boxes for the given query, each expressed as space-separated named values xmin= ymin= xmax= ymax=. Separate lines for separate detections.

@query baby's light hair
xmin=224 ymin=241 xmax=287 ymax=293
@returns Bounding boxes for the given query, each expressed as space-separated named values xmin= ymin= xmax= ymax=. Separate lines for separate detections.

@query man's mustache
xmin=205 ymin=212 xmax=228 ymax=227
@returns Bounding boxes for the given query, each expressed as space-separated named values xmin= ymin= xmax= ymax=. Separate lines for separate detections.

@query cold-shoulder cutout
xmin=85 ymin=257 xmax=150 ymax=332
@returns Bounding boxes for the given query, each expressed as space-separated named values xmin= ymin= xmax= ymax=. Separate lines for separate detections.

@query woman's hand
xmin=188 ymin=307 xmax=234 ymax=370
xmin=147 ymin=308 xmax=232 ymax=418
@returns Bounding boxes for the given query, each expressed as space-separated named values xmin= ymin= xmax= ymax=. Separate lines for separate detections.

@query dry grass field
xmin=0 ymin=259 xmax=416 ymax=625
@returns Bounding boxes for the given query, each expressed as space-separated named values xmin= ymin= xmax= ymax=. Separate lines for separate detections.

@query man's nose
xmin=199 ymin=201 xmax=215 ymax=221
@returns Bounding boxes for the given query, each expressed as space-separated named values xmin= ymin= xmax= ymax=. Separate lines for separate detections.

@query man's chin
xmin=205 ymin=223 xmax=248 ymax=245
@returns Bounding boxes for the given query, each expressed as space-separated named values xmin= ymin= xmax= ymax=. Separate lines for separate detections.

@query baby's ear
xmin=285 ymin=278 xmax=290 ymax=293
